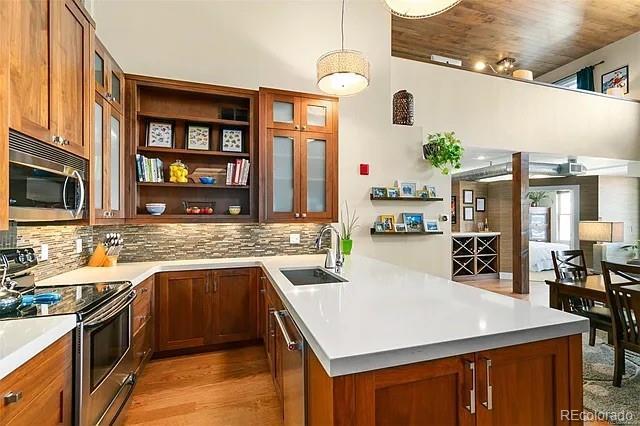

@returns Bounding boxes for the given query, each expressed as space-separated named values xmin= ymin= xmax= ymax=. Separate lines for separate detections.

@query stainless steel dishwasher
xmin=273 ymin=309 xmax=305 ymax=425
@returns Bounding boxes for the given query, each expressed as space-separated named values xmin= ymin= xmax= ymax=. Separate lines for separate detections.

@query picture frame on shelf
xmin=451 ymin=196 xmax=457 ymax=224
xmin=402 ymin=212 xmax=424 ymax=232
xmin=463 ymin=189 xmax=473 ymax=204
xmin=425 ymin=186 xmax=437 ymax=198
xmin=386 ymin=187 xmax=400 ymax=198
xmin=146 ymin=121 xmax=174 ymax=148
xmin=463 ymin=206 xmax=474 ymax=221
xmin=601 ymin=65 xmax=629 ymax=95
xmin=374 ymin=222 xmax=385 ymax=233
xmin=425 ymin=220 xmax=439 ymax=232
xmin=380 ymin=215 xmax=396 ymax=232
xmin=371 ymin=187 xmax=387 ymax=199
xmin=417 ymin=189 xmax=429 ymax=199
xmin=221 ymin=128 xmax=243 ymax=152
xmin=394 ymin=223 xmax=407 ymax=233
xmin=476 ymin=197 xmax=486 ymax=212
xmin=186 ymin=124 xmax=211 ymax=151
xmin=397 ymin=180 xmax=418 ymax=197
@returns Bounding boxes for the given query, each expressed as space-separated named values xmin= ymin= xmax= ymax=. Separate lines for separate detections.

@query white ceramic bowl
xmin=145 ymin=203 xmax=166 ymax=215
xmin=228 ymin=206 xmax=241 ymax=215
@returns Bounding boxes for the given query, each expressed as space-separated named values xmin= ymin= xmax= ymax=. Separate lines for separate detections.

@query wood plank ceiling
xmin=391 ymin=0 xmax=640 ymax=78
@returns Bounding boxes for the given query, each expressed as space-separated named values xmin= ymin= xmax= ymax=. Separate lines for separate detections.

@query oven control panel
xmin=0 ymin=247 xmax=38 ymax=275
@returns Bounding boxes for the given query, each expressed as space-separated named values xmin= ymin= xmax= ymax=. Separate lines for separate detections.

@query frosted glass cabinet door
xmin=301 ymin=98 xmax=333 ymax=133
xmin=109 ymin=113 xmax=121 ymax=212
xmin=93 ymin=100 xmax=104 ymax=211
xmin=266 ymin=93 xmax=300 ymax=130
xmin=305 ymin=139 xmax=326 ymax=213
xmin=271 ymin=134 xmax=296 ymax=213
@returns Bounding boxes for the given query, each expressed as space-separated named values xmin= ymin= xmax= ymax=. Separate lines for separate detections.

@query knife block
xmin=88 ymin=243 xmax=119 ymax=267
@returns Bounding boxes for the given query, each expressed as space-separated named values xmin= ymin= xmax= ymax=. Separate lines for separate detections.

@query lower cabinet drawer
xmin=133 ymin=321 xmax=153 ymax=373
xmin=133 ymin=277 xmax=153 ymax=336
xmin=0 ymin=333 xmax=72 ymax=425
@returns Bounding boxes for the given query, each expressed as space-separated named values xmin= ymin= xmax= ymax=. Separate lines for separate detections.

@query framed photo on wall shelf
xmin=402 ymin=212 xmax=425 ymax=232
xmin=397 ymin=181 xmax=418 ymax=197
xmin=371 ymin=187 xmax=387 ymax=198
xmin=425 ymin=220 xmax=439 ymax=232
xmin=601 ymin=65 xmax=629 ymax=95
xmin=186 ymin=124 xmax=211 ymax=150
xmin=221 ymin=128 xmax=243 ymax=152
xmin=386 ymin=187 xmax=400 ymax=198
xmin=380 ymin=215 xmax=396 ymax=232
xmin=476 ymin=197 xmax=486 ymax=212
xmin=394 ymin=223 xmax=407 ymax=232
xmin=463 ymin=189 xmax=474 ymax=204
xmin=463 ymin=206 xmax=474 ymax=221
xmin=146 ymin=121 xmax=174 ymax=148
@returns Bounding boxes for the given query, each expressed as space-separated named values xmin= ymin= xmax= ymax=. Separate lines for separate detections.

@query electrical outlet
xmin=289 ymin=233 xmax=301 ymax=244
xmin=40 ymin=244 xmax=49 ymax=261
xmin=75 ymin=238 xmax=83 ymax=254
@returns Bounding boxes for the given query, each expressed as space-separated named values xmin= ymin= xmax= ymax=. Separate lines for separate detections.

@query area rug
xmin=583 ymin=332 xmax=640 ymax=425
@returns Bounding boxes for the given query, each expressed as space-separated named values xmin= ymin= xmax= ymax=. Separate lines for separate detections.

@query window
xmin=554 ymin=74 xmax=578 ymax=90
xmin=556 ymin=191 xmax=573 ymax=244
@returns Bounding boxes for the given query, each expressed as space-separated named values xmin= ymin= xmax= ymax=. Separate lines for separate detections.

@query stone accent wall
xmin=1 ymin=222 xmax=327 ymax=281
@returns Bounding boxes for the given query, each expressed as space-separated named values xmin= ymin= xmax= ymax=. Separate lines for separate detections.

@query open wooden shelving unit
xmin=125 ymin=75 xmax=258 ymax=223
xmin=451 ymin=234 xmax=500 ymax=281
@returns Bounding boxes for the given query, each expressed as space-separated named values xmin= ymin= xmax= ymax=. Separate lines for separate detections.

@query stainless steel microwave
xmin=8 ymin=131 xmax=87 ymax=222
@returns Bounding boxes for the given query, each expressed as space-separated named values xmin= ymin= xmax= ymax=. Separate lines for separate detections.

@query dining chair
xmin=551 ymin=250 xmax=612 ymax=346
xmin=601 ymin=261 xmax=640 ymax=387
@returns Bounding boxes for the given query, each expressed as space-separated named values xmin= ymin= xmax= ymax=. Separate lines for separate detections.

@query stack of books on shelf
xmin=226 ymin=159 xmax=250 ymax=186
xmin=136 ymin=154 xmax=164 ymax=182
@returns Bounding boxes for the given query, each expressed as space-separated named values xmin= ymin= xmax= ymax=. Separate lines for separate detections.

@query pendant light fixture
xmin=317 ymin=0 xmax=370 ymax=96
xmin=384 ymin=0 xmax=462 ymax=19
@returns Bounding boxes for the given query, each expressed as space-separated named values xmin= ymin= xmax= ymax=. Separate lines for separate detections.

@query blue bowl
xmin=199 ymin=176 xmax=216 ymax=185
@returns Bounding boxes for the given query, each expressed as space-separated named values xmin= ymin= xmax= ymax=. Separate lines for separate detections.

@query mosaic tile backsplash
xmin=1 ymin=222 xmax=327 ymax=281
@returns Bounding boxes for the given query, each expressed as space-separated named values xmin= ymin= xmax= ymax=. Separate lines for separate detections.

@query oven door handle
xmin=84 ymin=290 xmax=137 ymax=328
xmin=95 ymin=372 xmax=136 ymax=426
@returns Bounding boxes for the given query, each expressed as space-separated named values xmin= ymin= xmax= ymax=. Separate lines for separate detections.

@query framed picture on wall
xmin=463 ymin=189 xmax=474 ymax=204
xmin=221 ymin=129 xmax=243 ymax=152
xmin=186 ymin=124 xmax=211 ymax=150
xmin=451 ymin=196 xmax=457 ymax=224
xmin=476 ymin=197 xmax=486 ymax=212
xmin=601 ymin=65 xmax=629 ymax=95
xmin=463 ymin=206 xmax=474 ymax=221
xmin=146 ymin=121 xmax=174 ymax=148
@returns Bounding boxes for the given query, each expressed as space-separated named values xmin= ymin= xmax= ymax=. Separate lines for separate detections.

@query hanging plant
xmin=422 ymin=132 xmax=464 ymax=175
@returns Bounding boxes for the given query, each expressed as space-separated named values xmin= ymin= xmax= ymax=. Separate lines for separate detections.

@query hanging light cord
xmin=341 ymin=0 xmax=345 ymax=50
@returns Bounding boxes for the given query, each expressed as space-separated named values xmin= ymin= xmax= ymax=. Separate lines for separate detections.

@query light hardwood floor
xmin=123 ymin=345 xmax=283 ymax=426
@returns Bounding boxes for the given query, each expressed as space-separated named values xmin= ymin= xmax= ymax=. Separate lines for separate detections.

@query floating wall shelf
xmin=370 ymin=229 xmax=443 ymax=236
xmin=369 ymin=195 xmax=444 ymax=202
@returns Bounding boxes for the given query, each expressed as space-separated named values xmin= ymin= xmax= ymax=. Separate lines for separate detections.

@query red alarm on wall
xmin=359 ymin=164 xmax=369 ymax=175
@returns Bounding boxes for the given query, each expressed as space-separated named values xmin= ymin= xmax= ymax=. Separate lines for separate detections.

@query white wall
xmin=94 ymin=0 xmax=452 ymax=278
xmin=538 ymin=31 xmax=640 ymax=101
xmin=598 ymin=176 xmax=640 ymax=243
xmin=391 ymin=57 xmax=640 ymax=161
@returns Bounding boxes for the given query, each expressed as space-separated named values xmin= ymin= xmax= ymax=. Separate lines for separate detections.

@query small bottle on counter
xmin=484 ymin=218 xmax=489 ymax=232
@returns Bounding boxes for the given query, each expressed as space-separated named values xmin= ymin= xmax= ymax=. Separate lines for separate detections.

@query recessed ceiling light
xmin=474 ymin=61 xmax=486 ymax=71
xmin=477 ymin=156 xmax=486 ymax=160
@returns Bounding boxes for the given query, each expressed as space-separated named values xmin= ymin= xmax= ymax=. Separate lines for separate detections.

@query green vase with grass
xmin=340 ymin=201 xmax=359 ymax=255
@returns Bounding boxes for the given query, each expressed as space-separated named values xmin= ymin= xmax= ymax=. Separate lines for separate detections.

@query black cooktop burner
xmin=0 ymin=282 xmax=132 ymax=321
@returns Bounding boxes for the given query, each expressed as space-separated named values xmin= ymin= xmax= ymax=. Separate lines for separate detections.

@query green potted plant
xmin=528 ymin=191 xmax=549 ymax=207
xmin=340 ymin=201 xmax=359 ymax=255
xmin=422 ymin=132 xmax=464 ymax=175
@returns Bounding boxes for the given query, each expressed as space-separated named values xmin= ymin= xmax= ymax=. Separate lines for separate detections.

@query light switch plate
xmin=40 ymin=244 xmax=49 ymax=261
xmin=289 ymin=233 xmax=301 ymax=244
xmin=75 ymin=238 xmax=83 ymax=254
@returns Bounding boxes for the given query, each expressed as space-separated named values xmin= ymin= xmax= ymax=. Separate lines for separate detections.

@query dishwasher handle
xmin=273 ymin=310 xmax=301 ymax=351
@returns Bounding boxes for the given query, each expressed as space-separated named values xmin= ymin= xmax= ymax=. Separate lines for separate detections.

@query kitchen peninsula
xmin=3 ymin=254 xmax=587 ymax=425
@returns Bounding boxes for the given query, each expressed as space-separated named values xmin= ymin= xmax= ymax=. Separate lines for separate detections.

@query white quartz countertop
xmin=452 ymin=232 xmax=501 ymax=237
xmin=34 ymin=254 xmax=588 ymax=377
xmin=0 ymin=315 xmax=76 ymax=380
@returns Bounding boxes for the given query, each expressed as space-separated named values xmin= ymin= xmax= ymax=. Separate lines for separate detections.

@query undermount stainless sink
xmin=280 ymin=267 xmax=348 ymax=286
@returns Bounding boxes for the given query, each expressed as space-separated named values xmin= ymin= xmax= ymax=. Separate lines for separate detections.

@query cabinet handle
xmin=301 ymin=125 xmax=307 ymax=130
xmin=464 ymin=361 xmax=476 ymax=414
xmin=205 ymin=280 xmax=210 ymax=293
xmin=294 ymin=124 xmax=300 ymax=130
xmin=482 ymin=359 xmax=493 ymax=410
xmin=63 ymin=138 xmax=70 ymax=146
xmin=213 ymin=279 xmax=218 ymax=292
xmin=52 ymin=135 xmax=63 ymax=145
xmin=301 ymin=213 xmax=307 ymax=218
xmin=4 ymin=391 xmax=23 ymax=405
xmin=295 ymin=213 xmax=300 ymax=218
xmin=268 ymin=308 xmax=275 ymax=337
xmin=141 ymin=287 xmax=149 ymax=294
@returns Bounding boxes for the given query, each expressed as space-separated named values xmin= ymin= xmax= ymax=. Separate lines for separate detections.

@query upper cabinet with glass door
xmin=94 ymin=37 xmax=124 ymax=113
xmin=259 ymin=88 xmax=338 ymax=223
xmin=264 ymin=90 xmax=335 ymax=134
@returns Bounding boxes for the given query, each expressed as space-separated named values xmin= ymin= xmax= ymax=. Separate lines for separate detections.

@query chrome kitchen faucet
xmin=314 ymin=224 xmax=344 ymax=273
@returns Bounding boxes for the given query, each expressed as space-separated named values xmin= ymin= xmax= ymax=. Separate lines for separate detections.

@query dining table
xmin=545 ymin=274 xmax=640 ymax=310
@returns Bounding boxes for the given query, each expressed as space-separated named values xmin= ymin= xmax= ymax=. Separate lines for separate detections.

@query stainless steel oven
xmin=76 ymin=288 xmax=137 ymax=425
xmin=9 ymin=130 xmax=87 ymax=222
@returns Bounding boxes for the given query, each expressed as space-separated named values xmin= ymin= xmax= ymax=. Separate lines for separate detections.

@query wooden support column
xmin=0 ymin=1 xmax=10 ymax=230
xmin=512 ymin=152 xmax=529 ymax=294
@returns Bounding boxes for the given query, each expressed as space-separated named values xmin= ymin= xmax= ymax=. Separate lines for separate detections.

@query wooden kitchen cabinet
xmin=209 ymin=268 xmax=258 ymax=343
xmin=263 ymin=274 xmax=284 ymax=401
xmin=91 ymin=36 xmax=125 ymax=223
xmin=307 ymin=335 xmax=583 ymax=426
xmin=0 ymin=333 xmax=72 ymax=425
xmin=155 ymin=268 xmax=260 ymax=354
xmin=259 ymin=88 xmax=338 ymax=222
xmin=133 ymin=276 xmax=154 ymax=374
xmin=7 ymin=0 xmax=91 ymax=158
xmin=155 ymin=270 xmax=209 ymax=352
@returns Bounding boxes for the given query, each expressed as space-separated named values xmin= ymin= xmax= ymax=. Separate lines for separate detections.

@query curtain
xmin=576 ymin=66 xmax=595 ymax=91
